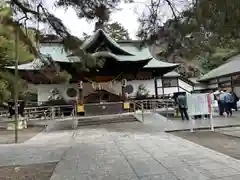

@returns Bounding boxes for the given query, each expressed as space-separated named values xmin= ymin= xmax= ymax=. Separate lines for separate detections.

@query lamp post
xmin=78 ymin=80 xmax=83 ymax=104
xmin=77 ymin=80 xmax=84 ymax=116
xmin=14 ymin=28 xmax=19 ymax=143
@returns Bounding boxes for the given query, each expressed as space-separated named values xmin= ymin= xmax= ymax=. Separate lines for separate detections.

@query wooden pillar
xmin=78 ymin=81 xmax=83 ymax=104
xmin=154 ymin=78 xmax=158 ymax=99
xmin=162 ymin=77 xmax=165 ymax=96
xmin=77 ymin=81 xmax=84 ymax=116
xmin=177 ymin=77 xmax=180 ymax=92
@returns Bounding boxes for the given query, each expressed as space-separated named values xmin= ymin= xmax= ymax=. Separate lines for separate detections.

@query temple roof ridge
xmin=81 ymin=29 xmax=134 ymax=56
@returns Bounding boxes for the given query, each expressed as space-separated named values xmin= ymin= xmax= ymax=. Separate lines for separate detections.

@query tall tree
xmin=137 ymin=0 xmax=240 ymax=75
xmin=83 ymin=22 xmax=130 ymax=41
xmin=0 ymin=6 xmax=34 ymax=103
xmin=3 ymin=0 xmax=133 ymax=71
xmin=105 ymin=22 xmax=130 ymax=41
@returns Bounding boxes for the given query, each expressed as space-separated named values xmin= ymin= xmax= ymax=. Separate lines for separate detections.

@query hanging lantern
xmin=121 ymin=79 xmax=127 ymax=87
xmin=78 ymin=80 xmax=83 ymax=89
xmin=109 ymin=81 xmax=112 ymax=88
xmin=98 ymin=83 xmax=101 ymax=90
xmin=92 ymin=82 xmax=96 ymax=89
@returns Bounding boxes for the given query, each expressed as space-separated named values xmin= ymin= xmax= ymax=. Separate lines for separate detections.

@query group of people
xmin=215 ymin=90 xmax=239 ymax=116
xmin=174 ymin=89 xmax=239 ymax=121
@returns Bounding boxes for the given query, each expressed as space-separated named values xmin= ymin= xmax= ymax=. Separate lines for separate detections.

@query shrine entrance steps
xmin=76 ymin=113 xmax=138 ymax=126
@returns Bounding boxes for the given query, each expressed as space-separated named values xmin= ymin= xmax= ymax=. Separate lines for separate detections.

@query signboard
xmin=77 ymin=105 xmax=84 ymax=112
xmin=123 ymin=102 xmax=130 ymax=109
xmin=186 ymin=93 xmax=211 ymax=116
xmin=92 ymin=81 xmax=113 ymax=90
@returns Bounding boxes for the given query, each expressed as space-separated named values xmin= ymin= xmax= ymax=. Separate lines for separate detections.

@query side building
xmin=198 ymin=54 xmax=240 ymax=97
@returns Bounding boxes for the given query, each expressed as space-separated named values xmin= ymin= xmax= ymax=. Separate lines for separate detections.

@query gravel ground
xmin=0 ymin=127 xmax=44 ymax=144
xmin=171 ymin=130 xmax=240 ymax=160
xmin=0 ymin=162 xmax=57 ymax=180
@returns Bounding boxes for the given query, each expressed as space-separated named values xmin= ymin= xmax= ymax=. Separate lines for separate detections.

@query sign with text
xmin=186 ymin=93 xmax=211 ymax=116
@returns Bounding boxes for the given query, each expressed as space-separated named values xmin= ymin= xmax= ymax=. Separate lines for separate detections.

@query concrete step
xmin=77 ymin=114 xmax=137 ymax=126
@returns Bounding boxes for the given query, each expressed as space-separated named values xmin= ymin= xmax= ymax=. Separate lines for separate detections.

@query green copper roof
xmin=9 ymin=29 xmax=178 ymax=71
xmin=39 ymin=43 xmax=70 ymax=62
xmin=199 ymin=54 xmax=240 ymax=81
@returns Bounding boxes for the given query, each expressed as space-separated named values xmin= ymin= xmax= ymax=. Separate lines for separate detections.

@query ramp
xmin=133 ymin=112 xmax=167 ymax=122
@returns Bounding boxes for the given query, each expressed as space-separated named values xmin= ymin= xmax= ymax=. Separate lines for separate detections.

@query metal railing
xmin=0 ymin=104 xmax=76 ymax=121
xmin=25 ymin=105 xmax=75 ymax=120
xmin=0 ymin=99 xmax=177 ymax=122
xmin=131 ymin=99 xmax=176 ymax=120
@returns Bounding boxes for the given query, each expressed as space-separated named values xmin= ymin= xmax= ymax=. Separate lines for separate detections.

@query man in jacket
xmin=176 ymin=94 xmax=189 ymax=120
xmin=224 ymin=91 xmax=234 ymax=116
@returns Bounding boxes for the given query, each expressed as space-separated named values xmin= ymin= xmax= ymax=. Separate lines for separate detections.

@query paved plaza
xmin=1 ymin=114 xmax=240 ymax=179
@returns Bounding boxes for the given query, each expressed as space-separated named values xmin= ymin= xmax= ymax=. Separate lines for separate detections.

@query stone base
xmin=6 ymin=117 xmax=27 ymax=130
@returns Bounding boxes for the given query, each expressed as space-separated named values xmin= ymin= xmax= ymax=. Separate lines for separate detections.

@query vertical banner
xmin=186 ymin=93 xmax=210 ymax=116
xmin=186 ymin=93 xmax=214 ymax=132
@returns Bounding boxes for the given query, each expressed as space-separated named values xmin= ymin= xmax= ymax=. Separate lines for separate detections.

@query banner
xmin=186 ymin=93 xmax=211 ymax=116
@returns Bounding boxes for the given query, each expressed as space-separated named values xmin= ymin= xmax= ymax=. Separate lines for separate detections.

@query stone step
xmin=77 ymin=114 xmax=137 ymax=126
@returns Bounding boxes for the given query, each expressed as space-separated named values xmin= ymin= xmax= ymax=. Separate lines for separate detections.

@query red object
xmin=207 ymin=93 xmax=212 ymax=114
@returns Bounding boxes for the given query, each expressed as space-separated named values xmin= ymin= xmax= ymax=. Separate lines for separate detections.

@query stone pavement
xmin=217 ymin=127 xmax=240 ymax=138
xmin=50 ymin=128 xmax=240 ymax=180
xmin=1 ymin=114 xmax=240 ymax=179
xmin=0 ymin=130 xmax=74 ymax=167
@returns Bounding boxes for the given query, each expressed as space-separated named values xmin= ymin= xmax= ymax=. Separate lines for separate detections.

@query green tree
xmin=105 ymin=22 xmax=130 ymax=41
xmin=137 ymin=0 xmax=240 ymax=76
xmin=3 ymin=0 xmax=133 ymax=71
xmin=83 ymin=22 xmax=130 ymax=41
xmin=0 ymin=5 xmax=34 ymax=103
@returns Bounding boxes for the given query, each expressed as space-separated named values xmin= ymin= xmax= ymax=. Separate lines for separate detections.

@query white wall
xmin=156 ymin=78 xmax=162 ymax=87
xmin=234 ymin=86 xmax=240 ymax=97
xmin=36 ymin=77 xmax=195 ymax=102
xmin=157 ymin=88 xmax=163 ymax=95
xmin=37 ymin=82 xmax=122 ymax=104
xmin=37 ymin=84 xmax=78 ymax=104
xmin=194 ymin=85 xmax=205 ymax=90
xmin=127 ymin=79 xmax=155 ymax=97
xmin=178 ymin=79 xmax=193 ymax=92
xmin=163 ymin=87 xmax=179 ymax=95
xmin=208 ymin=84 xmax=218 ymax=89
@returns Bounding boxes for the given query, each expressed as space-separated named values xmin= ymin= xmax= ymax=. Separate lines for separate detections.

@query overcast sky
xmin=40 ymin=0 xmax=187 ymax=39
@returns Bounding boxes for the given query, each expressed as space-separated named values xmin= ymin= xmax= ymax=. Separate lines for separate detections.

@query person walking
xmin=230 ymin=91 xmax=239 ymax=111
xmin=218 ymin=91 xmax=225 ymax=116
xmin=224 ymin=91 xmax=234 ymax=116
xmin=176 ymin=94 xmax=189 ymax=121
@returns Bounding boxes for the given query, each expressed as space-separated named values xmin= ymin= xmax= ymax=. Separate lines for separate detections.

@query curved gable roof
xmin=81 ymin=29 xmax=133 ymax=55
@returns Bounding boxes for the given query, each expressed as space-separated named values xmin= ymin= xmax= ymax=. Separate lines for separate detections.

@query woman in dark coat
xmin=231 ymin=91 xmax=239 ymax=111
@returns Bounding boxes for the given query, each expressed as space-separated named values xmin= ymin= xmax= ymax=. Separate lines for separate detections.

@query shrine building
xmin=8 ymin=29 xmax=196 ymax=104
